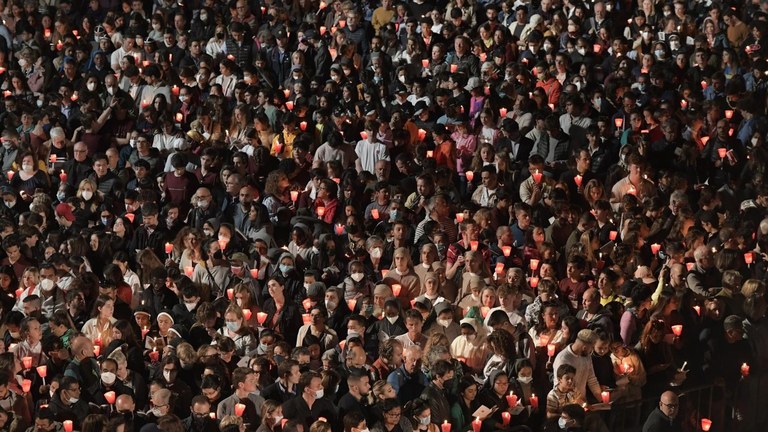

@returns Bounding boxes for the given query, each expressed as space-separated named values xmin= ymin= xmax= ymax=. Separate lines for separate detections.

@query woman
xmin=262 ymin=170 xmax=293 ymax=224
xmin=373 ymin=397 xmax=410 ymax=432
xmin=619 ymin=283 xmax=653 ymax=346
xmin=76 ymin=178 xmax=102 ymax=222
xmin=173 ymin=227 xmax=202 ymax=270
xmin=11 ymin=152 xmax=49 ymax=197
xmin=382 ymin=247 xmax=421 ymax=309
xmin=217 ymin=304 xmax=256 ymax=357
xmin=104 ymin=319 xmax=145 ymax=373
xmin=12 ymin=317 xmax=45 ymax=368
xmin=450 ymin=378 xmax=480 ymax=432
xmin=81 ymin=295 xmax=117 ymax=348
xmin=635 ymin=320 xmax=677 ymax=396
xmin=478 ymin=369 xmax=529 ymax=430
xmin=314 ymin=178 xmax=339 ymax=224
xmin=262 ymin=277 xmax=302 ymax=340
xmin=145 ymin=311 xmax=174 ymax=352
xmin=309 ymin=233 xmax=344 ymax=287
xmin=214 ymin=59 xmax=239 ymax=100
xmin=482 ymin=329 xmax=517 ymax=381
xmin=256 ymin=400 xmax=283 ymax=432
xmin=404 ymin=398 xmax=437 ymax=432
xmin=110 ymin=217 xmax=133 ymax=252
xmin=227 ymin=103 xmax=252 ymax=148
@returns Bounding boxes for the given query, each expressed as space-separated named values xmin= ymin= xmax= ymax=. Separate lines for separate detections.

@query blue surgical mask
xmin=57 ymin=192 xmax=66 ymax=201
xmin=390 ymin=210 xmax=398 ymax=221
xmin=279 ymin=264 xmax=293 ymax=274
xmin=101 ymin=217 xmax=110 ymax=226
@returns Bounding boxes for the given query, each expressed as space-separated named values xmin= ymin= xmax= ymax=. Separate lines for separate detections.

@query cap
xmin=413 ymin=101 xmax=429 ymax=116
xmin=465 ymin=76 xmax=482 ymax=91
xmin=576 ymin=329 xmax=597 ymax=344
xmin=55 ymin=203 xmax=75 ymax=222
xmin=274 ymin=27 xmax=288 ymax=39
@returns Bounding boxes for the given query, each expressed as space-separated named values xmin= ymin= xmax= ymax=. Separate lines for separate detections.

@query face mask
xmin=102 ymin=217 xmax=112 ymax=226
xmin=325 ymin=300 xmax=337 ymax=310
xmin=437 ymin=318 xmax=452 ymax=328
xmin=386 ymin=316 xmax=398 ymax=324
xmin=654 ymin=49 xmax=665 ymax=59
xmin=150 ymin=407 xmax=163 ymax=417
xmin=351 ymin=272 xmax=364 ymax=282
xmin=9 ymin=331 xmax=20 ymax=339
xmin=577 ymin=47 xmax=586 ymax=56
xmin=558 ymin=418 xmax=568 ymax=430
xmin=203 ymin=229 xmax=214 ymax=237
xmin=41 ymin=278 xmax=54 ymax=291
xmin=153 ymin=23 xmax=162 ymax=31
xmin=163 ymin=370 xmax=174 ymax=382
xmin=573 ymin=81 xmax=582 ymax=91
xmin=82 ymin=190 xmax=93 ymax=201
xmin=641 ymin=31 xmax=650 ymax=40
xmin=670 ymin=42 xmax=680 ymax=51
xmin=68 ymin=396 xmax=80 ymax=404
xmin=179 ymin=95 xmax=188 ymax=103
xmin=87 ymin=83 xmax=96 ymax=91
xmin=273 ymin=415 xmax=284 ymax=426
xmin=197 ymin=199 xmax=209 ymax=209
xmin=594 ymin=97 xmax=602 ymax=107
xmin=226 ymin=321 xmax=241 ymax=332
xmin=18 ymin=58 xmax=27 ymax=68
xmin=4 ymin=200 xmax=14 ymax=208
xmin=216 ymin=32 xmax=225 ymax=39
xmin=420 ymin=416 xmax=431 ymax=425
xmin=2 ymin=142 xmax=12 ymax=150
xmin=370 ymin=248 xmax=382 ymax=259
xmin=390 ymin=210 xmax=398 ymax=221
xmin=106 ymin=86 xmax=115 ymax=95
xmin=752 ymin=137 xmax=759 ymax=146
xmin=101 ymin=371 xmax=116 ymax=385
xmin=518 ymin=376 xmax=533 ymax=384
xmin=664 ymin=10 xmax=671 ymax=16
xmin=56 ymin=192 xmax=66 ymax=201
xmin=466 ymin=333 xmax=476 ymax=341
xmin=185 ymin=301 xmax=198 ymax=311
xmin=315 ymin=389 xmax=324 ymax=398
xmin=280 ymin=264 xmax=293 ymax=274
xmin=543 ymin=42 xmax=552 ymax=51
xmin=200 ymin=12 xmax=208 ymax=21
xmin=36 ymin=99 xmax=43 ymax=107
xmin=22 ymin=163 xmax=32 ymax=172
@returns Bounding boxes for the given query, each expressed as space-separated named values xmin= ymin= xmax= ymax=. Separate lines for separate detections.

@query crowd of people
xmin=0 ymin=0 xmax=767 ymax=431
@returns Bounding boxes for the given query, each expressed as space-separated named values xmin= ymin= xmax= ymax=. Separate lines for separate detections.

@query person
xmin=642 ymin=391 xmax=683 ymax=432
xmin=552 ymin=329 xmax=603 ymax=403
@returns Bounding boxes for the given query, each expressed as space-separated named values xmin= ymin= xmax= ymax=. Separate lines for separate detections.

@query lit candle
xmin=142 ymin=326 xmax=149 ymax=339
xmin=422 ymin=59 xmax=429 ymax=68
xmin=506 ymin=391 xmax=518 ymax=408
xmin=285 ymin=101 xmax=294 ymax=111
xmin=184 ymin=266 xmax=193 ymax=277
xmin=290 ymin=190 xmax=299 ymax=202
xmin=235 ymin=403 xmax=246 ymax=417
xmin=529 ymin=276 xmax=539 ymax=288
xmin=725 ymin=109 xmax=734 ymax=119
xmin=334 ymin=224 xmax=345 ymax=235
xmin=104 ymin=391 xmax=116 ymax=405
xmin=465 ymin=170 xmax=474 ymax=182
xmin=242 ymin=309 xmax=252 ymax=321
xmin=532 ymin=170 xmax=543 ymax=184
xmin=227 ymin=289 xmax=234 ymax=300
xmin=426 ymin=150 xmax=434 ymax=158
xmin=701 ymin=418 xmax=712 ymax=432
xmin=391 ymin=284 xmax=401 ymax=297
xmin=701 ymin=80 xmax=708 ymax=90
xmin=470 ymin=240 xmax=478 ymax=251
xmin=302 ymin=298 xmax=313 ymax=312
xmin=651 ymin=243 xmax=661 ymax=255
xmin=601 ymin=391 xmax=610 ymax=404
xmin=495 ymin=262 xmax=505 ymax=274
xmin=36 ymin=365 xmax=47 ymax=378
xmin=680 ymin=99 xmax=688 ymax=110
xmin=164 ymin=242 xmax=173 ymax=254
xmin=360 ymin=131 xmax=368 ymax=140
xmin=250 ymin=268 xmax=259 ymax=279
xmin=456 ymin=213 xmax=465 ymax=223
xmin=63 ymin=421 xmax=73 ymax=432
xmin=149 ymin=348 xmax=159 ymax=362
xmin=574 ymin=175 xmax=583 ymax=187
xmin=741 ymin=362 xmax=750 ymax=377
xmin=6 ymin=170 xmax=13 ymax=180
xmin=257 ymin=312 xmax=268 ymax=325
xmin=171 ymin=85 xmax=179 ymax=96
xmin=472 ymin=417 xmax=481 ymax=432
xmin=300 ymin=121 xmax=307 ymax=131
xmin=529 ymin=394 xmax=539 ymax=409
xmin=371 ymin=209 xmax=380 ymax=220
xmin=499 ymin=107 xmax=508 ymax=117
xmin=609 ymin=231 xmax=617 ymax=241
xmin=302 ymin=313 xmax=311 ymax=325
xmin=22 ymin=356 xmax=32 ymax=369
xmin=718 ymin=148 xmax=727 ymax=159
xmin=451 ymin=64 xmax=458 ymax=73
xmin=671 ymin=325 xmax=683 ymax=337
xmin=501 ymin=412 xmax=511 ymax=425
xmin=441 ymin=420 xmax=451 ymax=432
xmin=687 ymin=262 xmax=695 ymax=272
xmin=125 ymin=213 xmax=134 ymax=223
xmin=502 ymin=246 xmax=512 ymax=257
xmin=480 ymin=306 xmax=490 ymax=318
xmin=547 ymin=344 xmax=556 ymax=358
xmin=21 ymin=379 xmax=31 ymax=393
xmin=745 ymin=252 xmax=754 ymax=265
xmin=317 ymin=206 xmax=325 ymax=217
xmin=529 ymin=259 xmax=540 ymax=271
xmin=614 ymin=118 xmax=623 ymax=129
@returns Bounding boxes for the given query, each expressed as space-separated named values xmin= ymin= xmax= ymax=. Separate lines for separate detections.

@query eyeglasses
xmin=661 ymin=402 xmax=679 ymax=409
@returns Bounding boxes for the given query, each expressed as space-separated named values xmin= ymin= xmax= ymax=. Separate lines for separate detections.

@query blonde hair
xmin=220 ymin=415 xmax=243 ymax=429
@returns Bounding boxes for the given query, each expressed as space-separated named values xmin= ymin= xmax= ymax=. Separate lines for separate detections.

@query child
xmin=546 ymin=364 xmax=584 ymax=419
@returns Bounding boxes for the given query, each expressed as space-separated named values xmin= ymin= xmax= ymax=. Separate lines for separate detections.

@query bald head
xmin=70 ymin=335 xmax=94 ymax=361
xmin=115 ymin=394 xmax=135 ymax=412
xmin=659 ymin=391 xmax=679 ymax=419
xmin=582 ymin=288 xmax=599 ymax=313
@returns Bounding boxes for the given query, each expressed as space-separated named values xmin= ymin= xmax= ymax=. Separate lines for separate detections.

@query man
xmin=261 ymin=359 xmax=301 ymax=403
xmin=387 ymin=345 xmax=428 ymax=403
xmin=414 ymin=194 xmax=457 ymax=245
xmin=484 ymin=284 xmax=526 ymax=330
xmin=552 ymin=329 xmax=603 ymax=402
xmin=62 ymin=141 xmax=93 ymax=188
xmin=338 ymin=372 xmax=373 ymax=424
xmin=282 ymin=371 xmax=338 ymax=429
xmin=129 ymin=203 xmax=167 ymax=258
xmin=217 ymin=367 xmax=264 ymax=427
xmin=182 ymin=395 xmax=219 ymax=432
xmin=144 ymin=388 xmax=173 ymax=426
xmin=576 ymin=288 xmax=613 ymax=334
xmin=642 ymin=391 xmax=682 ymax=432
xmin=48 ymin=376 xmax=89 ymax=427
xmin=471 ymin=165 xmax=500 ymax=208
xmin=687 ymin=246 xmax=722 ymax=296
xmin=394 ymin=309 xmax=428 ymax=348
xmin=419 ymin=359 xmax=453 ymax=424
xmin=343 ymin=412 xmax=370 ymax=432
xmin=63 ymin=336 xmax=100 ymax=402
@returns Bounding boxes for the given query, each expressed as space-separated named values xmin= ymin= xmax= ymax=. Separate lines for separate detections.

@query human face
xmin=493 ymin=374 xmax=509 ymax=395
xmin=660 ymin=394 xmax=679 ymax=419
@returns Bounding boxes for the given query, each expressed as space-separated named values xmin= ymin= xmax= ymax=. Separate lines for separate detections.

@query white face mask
xmin=150 ymin=407 xmax=163 ymax=417
xmin=654 ymin=49 xmax=665 ymax=59
xmin=437 ymin=318 xmax=452 ymax=328
xmin=420 ymin=416 xmax=431 ymax=425
xmin=81 ymin=190 xmax=93 ymax=201
xmin=68 ymin=397 xmax=80 ymax=404
xmin=4 ymin=200 xmax=15 ymax=208
xmin=315 ymin=389 xmax=324 ymax=398
xmin=543 ymin=42 xmax=552 ymax=51
xmin=325 ymin=300 xmax=337 ymax=310
xmin=273 ymin=416 xmax=283 ymax=426
xmin=185 ymin=301 xmax=198 ymax=311
xmin=40 ymin=278 xmax=55 ymax=291
xmin=752 ymin=137 xmax=759 ymax=146
xmin=386 ymin=316 xmax=398 ymax=324
xmin=670 ymin=41 xmax=680 ymax=51
xmin=577 ymin=47 xmax=586 ymax=56
xmin=518 ymin=376 xmax=533 ymax=384
xmin=107 ymin=86 xmax=115 ymax=95
xmin=87 ymin=83 xmax=96 ymax=91
xmin=558 ymin=418 xmax=568 ymax=429
xmin=22 ymin=163 xmax=33 ymax=172
xmin=163 ymin=370 xmax=173 ymax=382
xmin=351 ymin=272 xmax=364 ymax=282
xmin=370 ymin=248 xmax=382 ymax=259
xmin=101 ymin=371 xmax=116 ymax=385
